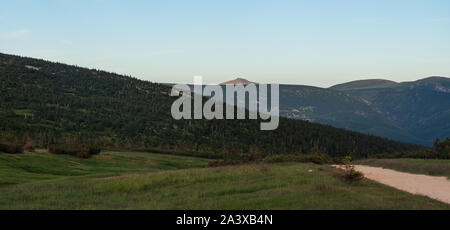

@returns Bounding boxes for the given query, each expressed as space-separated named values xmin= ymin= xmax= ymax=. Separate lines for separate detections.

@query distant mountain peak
xmin=415 ymin=76 xmax=450 ymax=83
xmin=330 ymin=79 xmax=399 ymax=91
xmin=330 ymin=77 xmax=450 ymax=91
xmin=220 ymin=78 xmax=257 ymax=85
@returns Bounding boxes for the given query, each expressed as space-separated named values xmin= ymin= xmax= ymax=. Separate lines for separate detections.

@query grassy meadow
xmin=356 ymin=158 xmax=450 ymax=178
xmin=0 ymin=149 xmax=211 ymax=186
xmin=0 ymin=151 xmax=449 ymax=209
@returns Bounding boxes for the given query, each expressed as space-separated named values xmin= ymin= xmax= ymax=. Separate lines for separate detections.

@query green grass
xmin=0 ymin=149 xmax=211 ymax=186
xmin=0 ymin=151 xmax=448 ymax=209
xmin=355 ymin=158 xmax=450 ymax=178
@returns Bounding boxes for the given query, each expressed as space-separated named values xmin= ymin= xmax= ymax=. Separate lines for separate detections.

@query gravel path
xmin=335 ymin=165 xmax=450 ymax=204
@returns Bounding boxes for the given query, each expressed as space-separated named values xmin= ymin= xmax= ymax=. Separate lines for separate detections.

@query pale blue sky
xmin=1 ymin=0 xmax=449 ymax=87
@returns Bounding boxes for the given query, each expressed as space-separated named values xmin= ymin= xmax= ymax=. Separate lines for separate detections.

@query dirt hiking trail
xmin=334 ymin=165 xmax=450 ymax=205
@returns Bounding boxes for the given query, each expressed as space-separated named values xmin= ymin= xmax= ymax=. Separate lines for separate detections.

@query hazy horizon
xmin=1 ymin=0 xmax=449 ymax=87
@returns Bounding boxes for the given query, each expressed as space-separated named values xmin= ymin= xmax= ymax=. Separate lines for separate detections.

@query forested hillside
xmin=331 ymin=78 xmax=450 ymax=146
xmin=192 ymin=77 xmax=447 ymax=146
xmin=0 ymin=53 xmax=419 ymax=158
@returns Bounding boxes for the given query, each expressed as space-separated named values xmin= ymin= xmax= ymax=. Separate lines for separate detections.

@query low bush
xmin=23 ymin=139 xmax=35 ymax=152
xmin=305 ymin=153 xmax=331 ymax=164
xmin=48 ymin=145 xmax=72 ymax=155
xmin=0 ymin=143 xmax=24 ymax=154
xmin=88 ymin=147 xmax=101 ymax=155
xmin=341 ymin=156 xmax=364 ymax=183
xmin=48 ymin=144 xmax=101 ymax=159
xmin=74 ymin=152 xmax=91 ymax=159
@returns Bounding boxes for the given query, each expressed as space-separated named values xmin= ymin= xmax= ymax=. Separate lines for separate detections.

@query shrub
xmin=434 ymin=138 xmax=450 ymax=157
xmin=341 ymin=156 xmax=364 ymax=183
xmin=0 ymin=143 xmax=24 ymax=154
xmin=304 ymin=153 xmax=331 ymax=165
xmin=48 ymin=144 xmax=101 ymax=159
xmin=74 ymin=152 xmax=91 ymax=159
xmin=23 ymin=138 xmax=35 ymax=152
xmin=88 ymin=147 xmax=101 ymax=155
xmin=48 ymin=145 xmax=70 ymax=155
xmin=346 ymin=169 xmax=364 ymax=182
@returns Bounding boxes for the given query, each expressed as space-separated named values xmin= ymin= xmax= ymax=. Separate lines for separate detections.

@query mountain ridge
xmin=328 ymin=76 xmax=450 ymax=145
xmin=330 ymin=79 xmax=399 ymax=90
xmin=0 ymin=52 xmax=417 ymax=158
xmin=215 ymin=76 xmax=449 ymax=146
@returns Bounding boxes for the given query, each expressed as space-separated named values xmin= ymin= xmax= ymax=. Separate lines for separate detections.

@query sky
xmin=1 ymin=0 xmax=449 ymax=87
